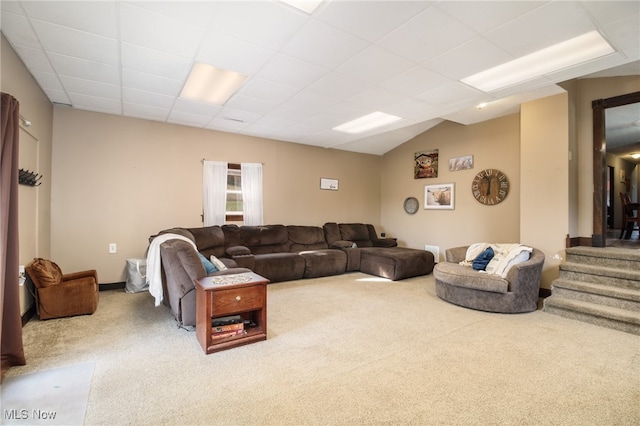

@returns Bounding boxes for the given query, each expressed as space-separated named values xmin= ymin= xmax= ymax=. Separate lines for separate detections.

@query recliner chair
xmin=25 ymin=258 xmax=99 ymax=320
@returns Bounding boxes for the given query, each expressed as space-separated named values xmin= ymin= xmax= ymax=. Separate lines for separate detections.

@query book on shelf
xmin=212 ymin=322 xmax=244 ymax=333
xmin=211 ymin=329 xmax=246 ymax=340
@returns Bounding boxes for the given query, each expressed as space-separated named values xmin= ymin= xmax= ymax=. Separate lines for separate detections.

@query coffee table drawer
xmin=211 ymin=286 xmax=265 ymax=315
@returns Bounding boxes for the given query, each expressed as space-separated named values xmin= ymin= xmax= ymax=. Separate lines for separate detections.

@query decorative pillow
xmin=198 ymin=252 xmax=218 ymax=274
xmin=465 ymin=243 xmax=490 ymax=262
xmin=472 ymin=247 xmax=494 ymax=271
xmin=485 ymin=246 xmax=531 ymax=277
xmin=210 ymin=256 xmax=228 ymax=271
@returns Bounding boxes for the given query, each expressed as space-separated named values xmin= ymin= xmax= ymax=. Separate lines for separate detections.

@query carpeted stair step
xmin=550 ymin=279 xmax=640 ymax=311
xmin=565 ymin=246 xmax=640 ymax=270
xmin=559 ymin=263 xmax=640 ymax=289
xmin=543 ymin=296 xmax=640 ymax=336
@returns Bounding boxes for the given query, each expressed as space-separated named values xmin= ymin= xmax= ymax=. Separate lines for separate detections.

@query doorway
xmin=592 ymin=91 xmax=640 ymax=247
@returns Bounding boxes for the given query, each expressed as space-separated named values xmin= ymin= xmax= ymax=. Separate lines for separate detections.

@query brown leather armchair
xmin=25 ymin=258 xmax=99 ymax=320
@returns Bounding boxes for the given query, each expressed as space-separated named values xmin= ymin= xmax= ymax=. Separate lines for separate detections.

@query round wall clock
xmin=471 ymin=169 xmax=509 ymax=205
xmin=403 ymin=197 xmax=419 ymax=214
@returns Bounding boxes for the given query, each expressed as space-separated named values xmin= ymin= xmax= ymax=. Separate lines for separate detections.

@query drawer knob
xmin=235 ymin=295 xmax=241 ymax=301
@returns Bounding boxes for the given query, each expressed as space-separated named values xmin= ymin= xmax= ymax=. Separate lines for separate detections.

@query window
xmin=226 ymin=164 xmax=243 ymax=222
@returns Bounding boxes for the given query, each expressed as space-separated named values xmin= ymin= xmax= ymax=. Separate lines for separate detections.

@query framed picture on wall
xmin=449 ymin=155 xmax=473 ymax=171
xmin=424 ymin=183 xmax=455 ymax=210
xmin=620 ymin=169 xmax=626 ymax=183
xmin=320 ymin=178 xmax=339 ymax=190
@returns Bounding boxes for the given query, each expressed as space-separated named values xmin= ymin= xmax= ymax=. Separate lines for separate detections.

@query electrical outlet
xmin=109 ymin=243 xmax=117 ymax=254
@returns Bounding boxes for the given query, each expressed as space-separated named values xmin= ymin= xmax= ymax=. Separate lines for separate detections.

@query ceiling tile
xmin=603 ymin=14 xmax=640 ymax=58
xmin=336 ymin=45 xmax=414 ymax=85
xmin=237 ymin=78 xmax=299 ymax=104
xmin=423 ymin=37 xmax=513 ymax=81
xmin=31 ymin=20 xmax=118 ymax=65
xmin=10 ymin=45 xmax=55 ymax=73
xmin=307 ymin=72 xmax=370 ymax=100
xmin=69 ymin=93 xmax=121 ymax=115
xmin=225 ymin=94 xmax=278 ymax=115
xmin=437 ymin=1 xmax=545 ymax=35
xmin=120 ymin=2 xmax=206 ymax=58
xmin=281 ymin=18 xmax=368 ymax=68
xmin=59 ymin=76 xmax=120 ymax=101
xmin=122 ymin=69 xmax=183 ymax=96
xmin=316 ymin=0 xmax=429 ymax=43
xmin=123 ymin=102 xmax=169 ymax=121
xmin=0 ymin=11 xmax=43 ymax=49
xmin=256 ymin=54 xmax=327 ymax=89
xmin=167 ymin=110 xmax=213 ymax=127
xmin=210 ymin=0 xmax=308 ymax=51
xmin=415 ymin=81 xmax=487 ymax=109
xmin=285 ymin=91 xmax=341 ymax=115
xmin=21 ymin=0 xmax=117 ymax=38
xmin=196 ymin=31 xmax=276 ymax=75
xmin=121 ymin=42 xmax=192 ymax=80
xmin=127 ymin=1 xmax=217 ymax=28
xmin=377 ymin=6 xmax=477 ymax=63
xmin=484 ymin=2 xmax=597 ymax=57
xmin=48 ymin=53 xmax=120 ymax=85
xmin=348 ymin=86 xmax=406 ymax=111
xmin=123 ymin=88 xmax=175 ymax=109
xmin=30 ymin=70 xmax=63 ymax=91
xmin=379 ymin=66 xmax=451 ymax=97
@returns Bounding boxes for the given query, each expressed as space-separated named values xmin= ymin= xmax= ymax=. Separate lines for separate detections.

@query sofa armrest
xmin=62 ymin=269 xmax=98 ymax=283
xmin=226 ymin=245 xmax=251 ymax=256
xmin=372 ymin=238 xmax=397 ymax=248
xmin=445 ymin=246 xmax=468 ymax=263
xmin=331 ymin=240 xmax=356 ymax=249
xmin=505 ymin=250 xmax=545 ymax=294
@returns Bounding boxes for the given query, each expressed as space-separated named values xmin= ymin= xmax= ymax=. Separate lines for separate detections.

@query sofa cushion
xmin=240 ymin=225 xmax=290 ymax=254
xmin=287 ymin=225 xmax=328 ymax=252
xmin=339 ymin=223 xmax=373 ymax=247
xmin=299 ymin=249 xmax=347 ymax=278
xmin=187 ymin=226 xmax=226 ymax=258
xmin=433 ymin=262 xmax=508 ymax=294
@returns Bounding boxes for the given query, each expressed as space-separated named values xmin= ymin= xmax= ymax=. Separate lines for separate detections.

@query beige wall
xmin=1 ymin=34 xmax=54 ymax=315
xmin=520 ymin=93 xmax=569 ymax=287
xmin=380 ymin=115 xmax=521 ymax=257
xmin=51 ymin=108 xmax=382 ymax=282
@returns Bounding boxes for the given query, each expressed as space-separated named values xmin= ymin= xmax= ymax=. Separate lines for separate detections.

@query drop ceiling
xmin=1 ymin=1 xmax=639 ymax=155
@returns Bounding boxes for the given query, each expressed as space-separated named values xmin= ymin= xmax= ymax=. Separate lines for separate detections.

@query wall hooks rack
xmin=19 ymin=169 xmax=43 ymax=186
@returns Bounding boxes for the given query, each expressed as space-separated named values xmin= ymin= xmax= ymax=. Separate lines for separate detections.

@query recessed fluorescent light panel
xmin=180 ymin=63 xmax=248 ymax=105
xmin=280 ymin=0 xmax=323 ymax=14
xmin=333 ymin=112 xmax=402 ymax=134
xmin=461 ymin=31 xmax=615 ymax=92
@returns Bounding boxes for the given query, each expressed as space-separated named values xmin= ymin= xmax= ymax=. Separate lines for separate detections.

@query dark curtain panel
xmin=1 ymin=92 xmax=26 ymax=382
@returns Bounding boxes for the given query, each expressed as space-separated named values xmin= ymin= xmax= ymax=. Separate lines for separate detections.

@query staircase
xmin=543 ymin=246 xmax=640 ymax=335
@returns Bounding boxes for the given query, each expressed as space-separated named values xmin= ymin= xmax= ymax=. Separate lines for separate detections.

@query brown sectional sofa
xmin=151 ymin=223 xmax=434 ymax=327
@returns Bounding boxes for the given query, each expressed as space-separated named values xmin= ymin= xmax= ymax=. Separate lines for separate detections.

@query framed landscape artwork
xmin=449 ymin=155 xmax=473 ymax=171
xmin=424 ymin=183 xmax=455 ymax=210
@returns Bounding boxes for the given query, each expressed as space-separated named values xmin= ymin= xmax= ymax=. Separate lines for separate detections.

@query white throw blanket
xmin=461 ymin=243 xmax=532 ymax=277
xmin=146 ymin=233 xmax=197 ymax=306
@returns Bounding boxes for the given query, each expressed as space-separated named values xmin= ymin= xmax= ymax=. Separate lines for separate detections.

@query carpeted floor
xmin=6 ymin=272 xmax=640 ymax=425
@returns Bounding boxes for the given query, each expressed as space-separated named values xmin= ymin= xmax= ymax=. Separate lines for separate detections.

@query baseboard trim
xmin=21 ymin=305 xmax=36 ymax=326
xmin=99 ymin=282 xmax=125 ymax=291
xmin=566 ymin=235 xmax=592 ymax=248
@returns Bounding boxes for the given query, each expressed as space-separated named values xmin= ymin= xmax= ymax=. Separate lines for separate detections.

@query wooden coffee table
xmin=195 ymin=272 xmax=269 ymax=354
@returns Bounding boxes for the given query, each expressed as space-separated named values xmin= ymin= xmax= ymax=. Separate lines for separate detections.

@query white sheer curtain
xmin=202 ymin=161 xmax=227 ymax=226
xmin=241 ymin=163 xmax=263 ymax=226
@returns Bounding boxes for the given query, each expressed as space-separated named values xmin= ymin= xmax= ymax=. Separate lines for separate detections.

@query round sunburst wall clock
xmin=471 ymin=169 xmax=509 ymax=205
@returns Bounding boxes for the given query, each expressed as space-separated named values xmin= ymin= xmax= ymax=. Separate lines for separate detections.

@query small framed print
xmin=320 ymin=178 xmax=339 ymax=191
xmin=449 ymin=155 xmax=473 ymax=171
xmin=424 ymin=183 xmax=455 ymax=210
